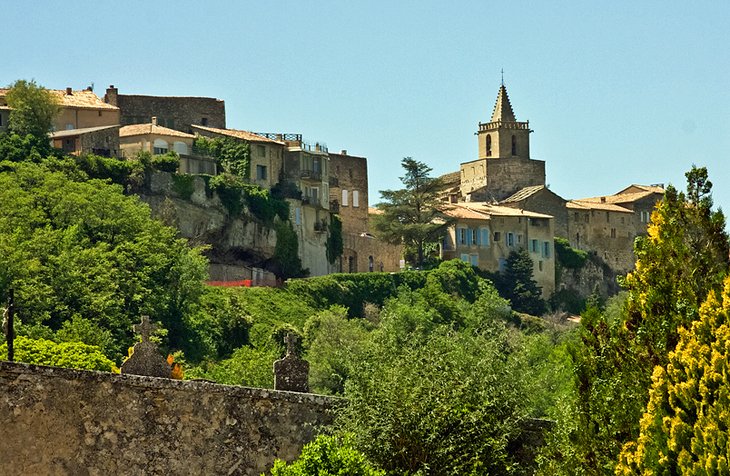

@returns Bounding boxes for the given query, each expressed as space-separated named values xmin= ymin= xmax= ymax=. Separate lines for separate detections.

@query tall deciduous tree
xmin=5 ymin=79 xmax=61 ymax=138
xmin=373 ymin=157 xmax=450 ymax=268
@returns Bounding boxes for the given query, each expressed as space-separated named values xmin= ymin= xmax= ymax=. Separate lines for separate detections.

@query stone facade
xmin=50 ymin=125 xmax=121 ymax=157
xmin=106 ymin=85 xmax=226 ymax=133
xmin=500 ymin=186 xmax=569 ymax=238
xmin=462 ymin=157 xmax=546 ymax=202
xmin=0 ymin=361 xmax=338 ymax=475
xmin=441 ymin=204 xmax=555 ymax=297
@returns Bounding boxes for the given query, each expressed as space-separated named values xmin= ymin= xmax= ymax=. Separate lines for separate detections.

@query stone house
xmin=104 ymin=85 xmax=225 ymax=133
xmin=500 ymin=185 xmax=568 ymax=238
xmin=191 ymin=125 xmax=285 ymax=188
xmin=120 ymin=120 xmax=217 ymax=175
xmin=0 ymin=105 xmax=9 ymax=132
xmin=441 ymin=203 xmax=555 ymax=297
xmin=567 ymin=185 xmax=664 ymax=273
xmin=0 ymin=86 xmax=120 ymax=133
xmin=50 ymin=125 xmax=120 ymax=157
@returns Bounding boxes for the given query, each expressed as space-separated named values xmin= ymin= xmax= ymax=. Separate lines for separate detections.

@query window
xmin=542 ymin=241 xmax=551 ymax=258
xmin=471 ymin=228 xmax=478 ymax=246
xmin=201 ymin=117 xmax=208 ymax=126
xmin=352 ymin=190 xmax=359 ymax=208
xmin=460 ymin=253 xmax=470 ymax=263
xmin=539 ymin=260 xmax=543 ymax=272
xmin=257 ymin=145 xmax=266 ymax=157
xmin=368 ymin=256 xmax=374 ymax=272
xmin=486 ymin=134 xmax=492 ymax=156
xmin=173 ymin=141 xmax=188 ymax=155
xmin=511 ymin=135 xmax=517 ymax=155
xmin=507 ymin=232 xmax=515 ymax=247
xmin=98 ymin=110 xmax=102 ymax=117
xmin=153 ymin=139 xmax=168 ymax=155
xmin=606 ymin=212 xmax=610 ymax=223
xmin=256 ymin=165 xmax=268 ymax=180
xmin=470 ymin=254 xmax=479 ymax=266
xmin=311 ymin=187 xmax=319 ymax=205
xmin=531 ymin=239 xmax=539 ymax=253
xmin=341 ymin=189 xmax=348 ymax=206
xmin=517 ymin=234 xmax=523 ymax=245
xmin=480 ymin=227 xmax=490 ymax=247
xmin=611 ymin=228 xmax=616 ymax=238
xmin=458 ymin=227 xmax=467 ymax=245
xmin=493 ymin=231 xmax=501 ymax=242
xmin=640 ymin=211 xmax=651 ymax=223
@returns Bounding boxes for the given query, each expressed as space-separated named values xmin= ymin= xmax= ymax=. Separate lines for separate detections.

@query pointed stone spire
xmin=490 ymin=84 xmax=516 ymax=123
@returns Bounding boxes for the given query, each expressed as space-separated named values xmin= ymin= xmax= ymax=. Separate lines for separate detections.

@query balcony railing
xmin=300 ymin=169 xmax=322 ymax=181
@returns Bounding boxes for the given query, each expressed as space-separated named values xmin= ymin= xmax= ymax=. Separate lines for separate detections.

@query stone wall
xmin=0 ymin=362 xmax=338 ymax=475
xmin=463 ymin=157 xmax=545 ymax=202
xmin=328 ymin=152 xmax=369 ymax=236
xmin=108 ymin=86 xmax=226 ymax=133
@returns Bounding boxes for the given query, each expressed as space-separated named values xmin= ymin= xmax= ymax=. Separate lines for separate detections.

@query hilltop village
xmin=0 ymin=83 xmax=661 ymax=299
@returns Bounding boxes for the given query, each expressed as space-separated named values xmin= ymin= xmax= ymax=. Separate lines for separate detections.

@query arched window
xmin=511 ymin=135 xmax=517 ymax=155
xmin=368 ymin=256 xmax=374 ymax=272
xmin=486 ymin=135 xmax=492 ymax=156
xmin=153 ymin=139 xmax=169 ymax=155
xmin=173 ymin=141 xmax=188 ymax=155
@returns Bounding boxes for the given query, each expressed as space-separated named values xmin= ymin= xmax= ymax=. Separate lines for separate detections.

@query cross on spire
xmin=134 ymin=315 xmax=155 ymax=343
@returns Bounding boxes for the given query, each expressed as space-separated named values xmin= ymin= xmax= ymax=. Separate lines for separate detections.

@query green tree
xmin=5 ymin=79 xmax=61 ymax=138
xmin=616 ymin=277 xmax=730 ymax=474
xmin=541 ymin=166 xmax=730 ymax=474
xmin=0 ymin=162 xmax=208 ymax=360
xmin=339 ymin=327 xmax=529 ymax=475
xmin=373 ymin=157 xmax=451 ymax=268
xmin=498 ymin=248 xmax=546 ymax=315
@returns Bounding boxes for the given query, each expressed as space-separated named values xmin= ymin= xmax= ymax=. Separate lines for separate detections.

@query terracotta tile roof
xmin=50 ymin=125 xmax=119 ymax=138
xmin=120 ymin=123 xmax=195 ymax=139
xmin=575 ymin=189 xmax=662 ymax=206
xmin=501 ymin=185 xmax=545 ymax=203
xmin=0 ymin=88 xmax=119 ymax=111
xmin=368 ymin=207 xmax=384 ymax=215
xmin=616 ymin=184 xmax=665 ymax=195
xmin=192 ymin=125 xmax=285 ymax=144
xmin=444 ymin=203 xmax=553 ymax=220
xmin=567 ymin=200 xmax=633 ymax=213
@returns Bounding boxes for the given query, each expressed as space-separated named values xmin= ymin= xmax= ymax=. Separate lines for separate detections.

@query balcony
xmin=300 ymin=169 xmax=322 ymax=181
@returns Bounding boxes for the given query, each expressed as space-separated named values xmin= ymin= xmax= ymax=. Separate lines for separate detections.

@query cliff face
xmin=138 ymin=172 xmax=286 ymax=282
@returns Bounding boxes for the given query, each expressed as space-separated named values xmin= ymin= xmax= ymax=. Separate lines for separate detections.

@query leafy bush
xmin=0 ymin=336 xmax=116 ymax=372
xmin=269 ymin=434 xmax=384 ymax=476
xmin=74 ymin=153 xmax=143 ymax=186
xmin=273 ymin=221 xmax=305 ymax=279
xmin=209 ymin=173 xmax=245 ymax=216
xmin=194 ymin=136 xmax=250 ymax=178
xmin=151 ymin=151 xmax=180 ymax=173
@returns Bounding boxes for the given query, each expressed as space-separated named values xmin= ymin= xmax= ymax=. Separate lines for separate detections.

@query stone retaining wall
xmin=0 ymin=362 xmax=339 ymax=475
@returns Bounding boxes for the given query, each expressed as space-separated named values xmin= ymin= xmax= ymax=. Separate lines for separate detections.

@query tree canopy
xmin=5 ymin=79 xmax=61 ymax=137
xmin=373 ymin=157 xmax=451 ymax=268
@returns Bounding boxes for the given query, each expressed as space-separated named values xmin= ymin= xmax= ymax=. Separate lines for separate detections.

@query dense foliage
xmin=617 ymin=277 xmax=730 ymax=474
xmin=0 ymin=161 xmax=208 ymax=361
xmin=193 ymin=135 xmax=250 ymax=178
xmin=539 ymin=166 xmax=730 ymax=474
xmin=0 ymin=336 xmax=116 ymax=372
xmin=269 ymin=435 xmax=384 ymax=476
xmin=373 ymin=157 xmax=451 ymax=268
xmin=5 ymin=79 xmax=60 ymax=138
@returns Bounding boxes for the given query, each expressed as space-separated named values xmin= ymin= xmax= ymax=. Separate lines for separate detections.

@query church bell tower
xmin=477 ymin=83 xmax=531 ymax=160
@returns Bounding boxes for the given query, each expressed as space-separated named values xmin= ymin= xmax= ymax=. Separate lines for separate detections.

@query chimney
xmin=600 ymin=197 xmax=606 ymax=203
xmin=65 ymin=87 xmax=73 ymax=95
xmin=151 ymin=116 xmax=158 ymax=126
xmin=104 ymin=85 xmax=118 ymax=106
xmin=341 ymin=149 xmax=347 ymax=155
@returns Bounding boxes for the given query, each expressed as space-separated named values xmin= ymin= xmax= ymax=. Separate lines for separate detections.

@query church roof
xmin=501 ymin=185 xmax=546 ymax=203
xmin=490 ymin=84 xmax=516 ymax=123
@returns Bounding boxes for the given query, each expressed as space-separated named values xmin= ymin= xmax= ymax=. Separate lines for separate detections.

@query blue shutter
xmin=481 ymin=228 xmax=489 ymax=247
xmin=475 ymin=228 xmax=481 ymax=246
xmin=466 ymin=228 xmax=472 ymax=246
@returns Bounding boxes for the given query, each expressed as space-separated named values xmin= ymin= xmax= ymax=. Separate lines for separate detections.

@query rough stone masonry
xmin=0 ymin=361 xmax=340 ymax=475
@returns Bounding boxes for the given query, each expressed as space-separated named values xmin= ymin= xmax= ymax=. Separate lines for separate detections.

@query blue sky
xmin=4 ymin=1 xmax=729 ymax=213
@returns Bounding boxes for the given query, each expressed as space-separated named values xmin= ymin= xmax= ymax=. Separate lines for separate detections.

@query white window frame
xmin=342 ymin=189 xmax=349 ymax=207
xmin=352 ymin=190 xmax=359 ymax=208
